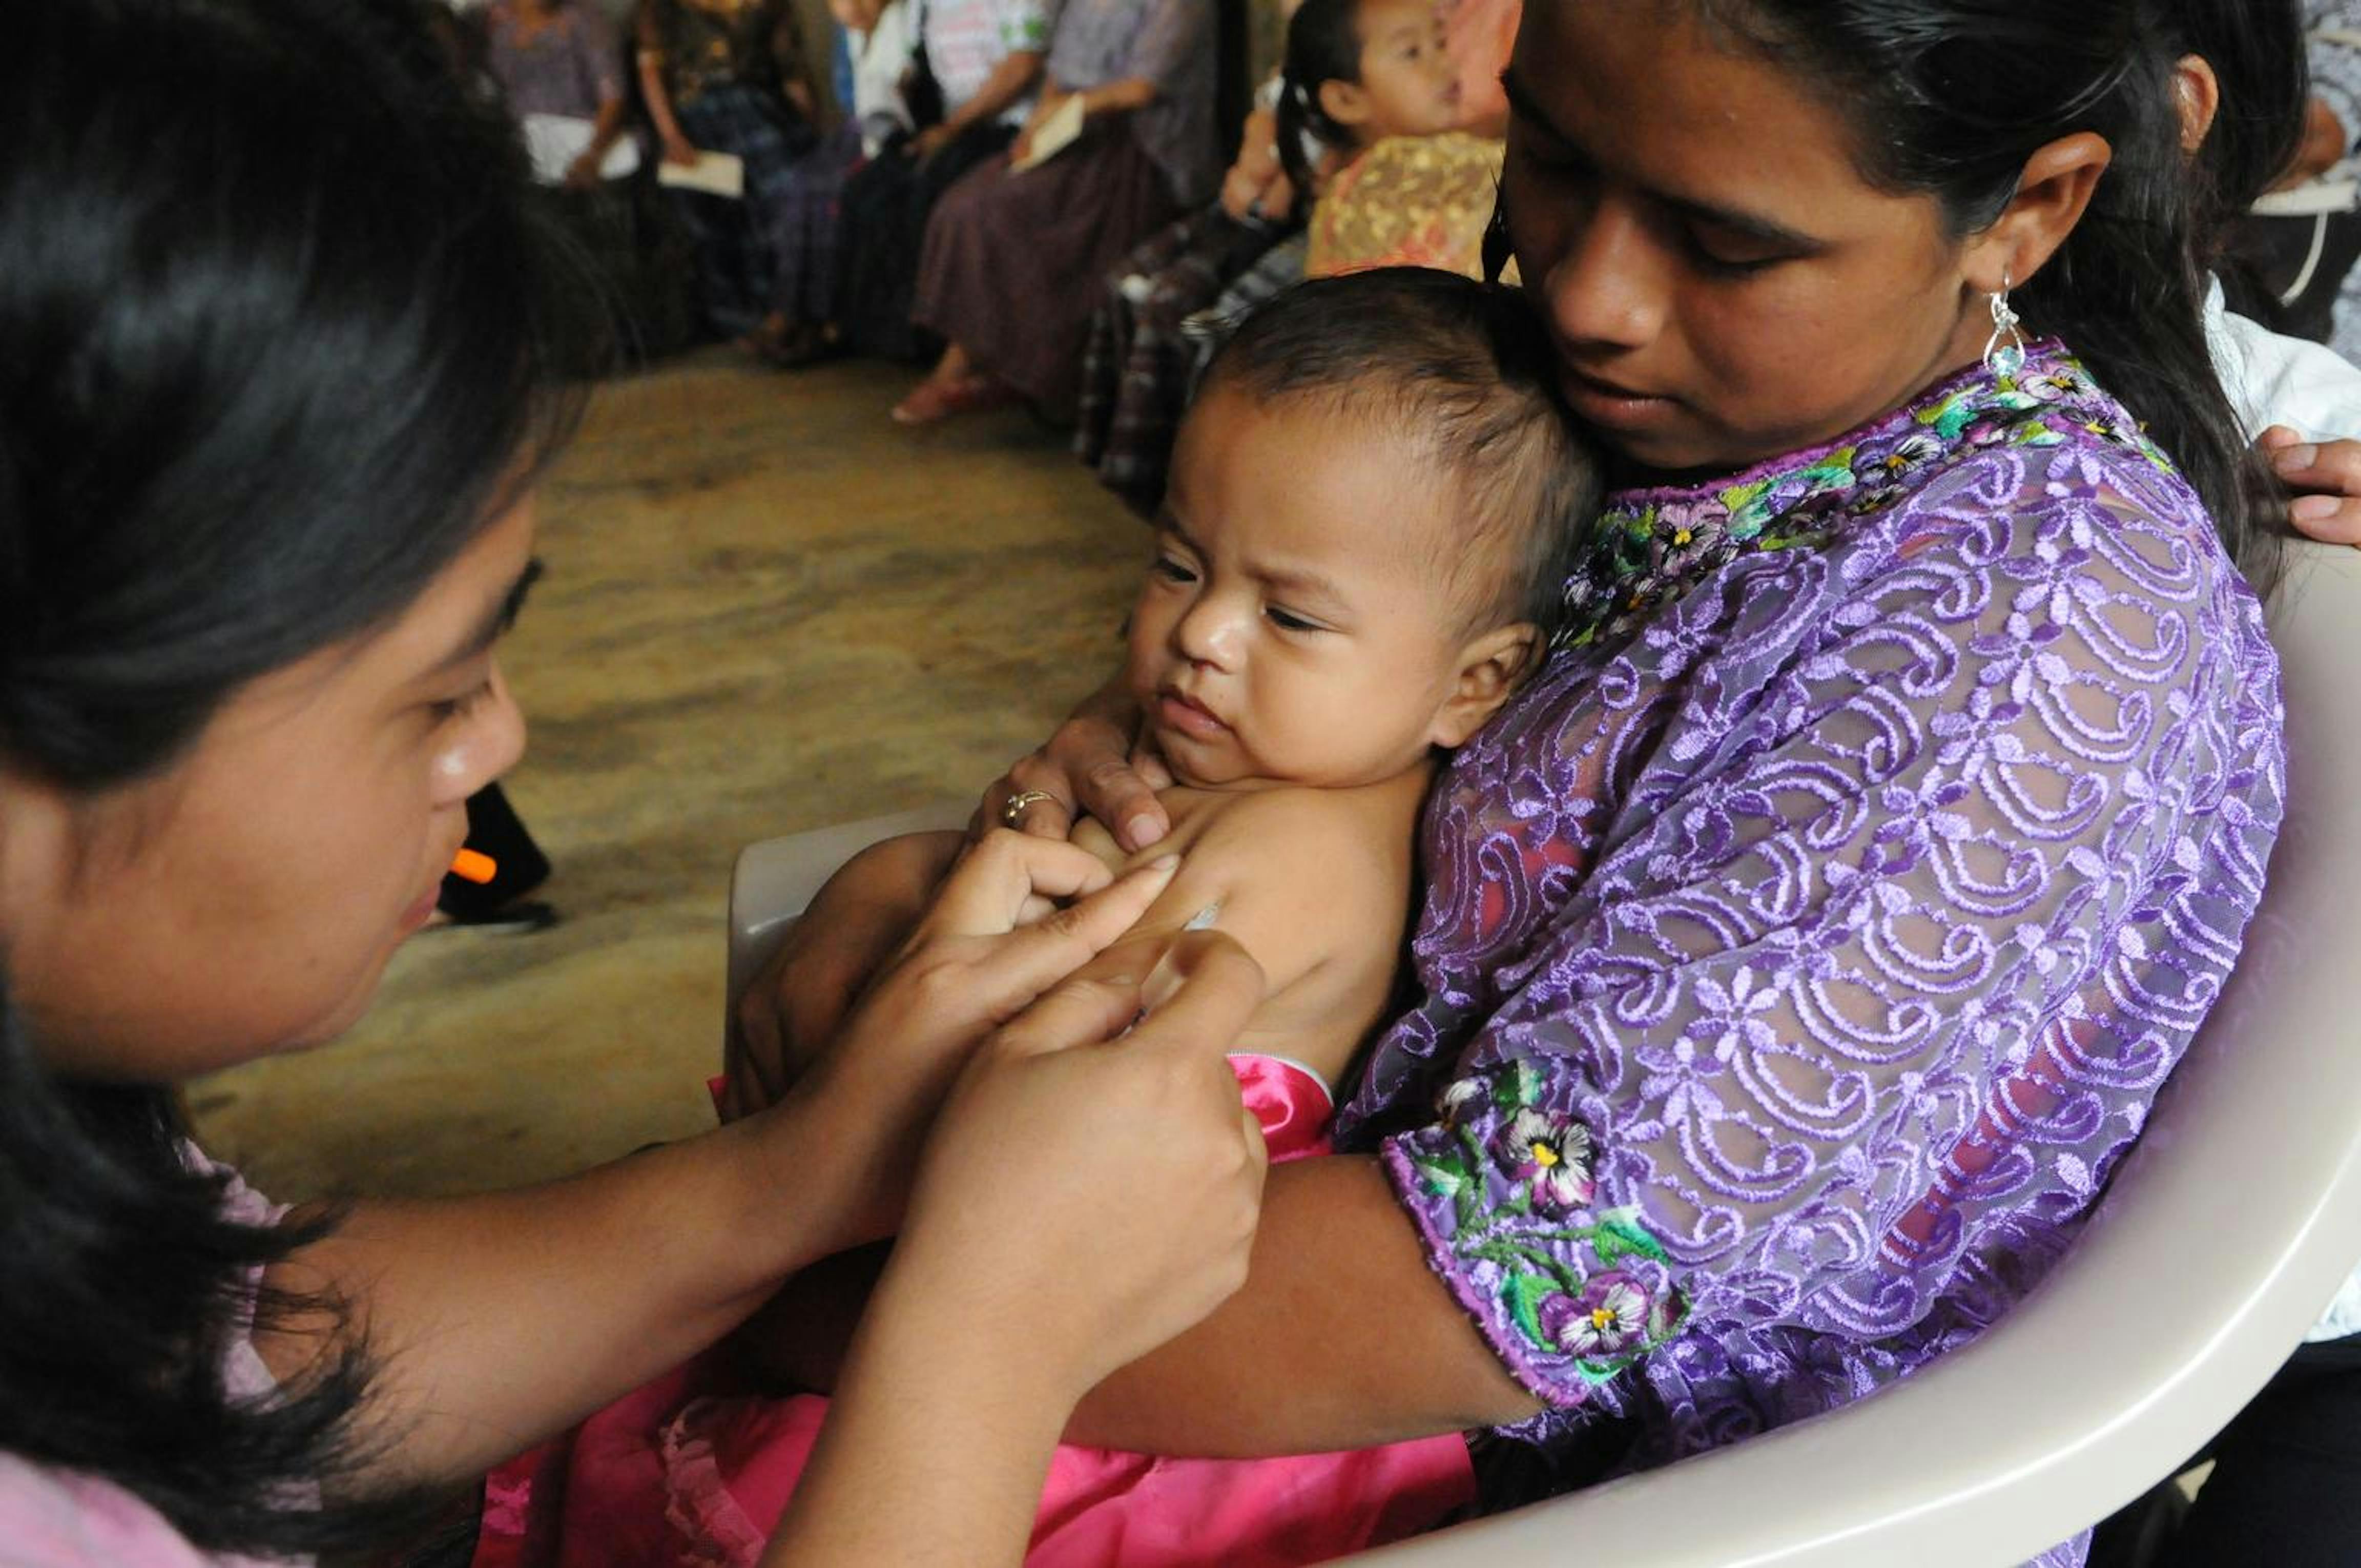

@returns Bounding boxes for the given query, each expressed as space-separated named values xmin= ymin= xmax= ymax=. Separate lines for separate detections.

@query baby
xmin=1068 ymin=264 xmax=1596 ymax=1103
xmin=474 ymin=267 xmax=1601 ymax=1568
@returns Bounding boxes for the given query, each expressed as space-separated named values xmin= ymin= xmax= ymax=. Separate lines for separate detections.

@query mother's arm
xmin=746 ymin=1151 xmax=1540 ymax=1452
xmin=1067 ymin=1156 xmax=1541 ymax=1451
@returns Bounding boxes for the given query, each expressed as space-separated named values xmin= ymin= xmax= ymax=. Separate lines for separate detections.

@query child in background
xmin=1293 ymin=0 xmax=1508 ymax=281
xmin=1075 ymin=0 xmax=1470 ymax=517
xmin=475 ymin=268 xmax=1601 ymax=1568
xmin=835 ymin=0 xmax=914 ymax=159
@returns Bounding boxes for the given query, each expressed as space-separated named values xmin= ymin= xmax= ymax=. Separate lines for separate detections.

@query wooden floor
xmin=190 ymin=348 xmax=1146 ymax=1200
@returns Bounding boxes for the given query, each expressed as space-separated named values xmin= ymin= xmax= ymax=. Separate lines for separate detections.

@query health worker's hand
xmin=780 ymin=831 xmax=1180 ymax=1244
xmin=887 ymin=930 xmax=1272 ymax=1394
xmin=724 ymin=830 xmax=962 ymax=1123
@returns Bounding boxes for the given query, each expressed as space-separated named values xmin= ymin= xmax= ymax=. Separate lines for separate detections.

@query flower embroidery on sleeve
xmin=1396 ymin=1061 xmax=1686 ymax=1396
xmin=1493 ymin=1109 xmax=1594 ymax=1213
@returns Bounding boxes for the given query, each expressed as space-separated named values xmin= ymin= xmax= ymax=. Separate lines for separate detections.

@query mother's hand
xmin=787 ymin=831 xmax=1180 ymax=1245
xmin=977 ymin=674 xmax=1174 ymax=851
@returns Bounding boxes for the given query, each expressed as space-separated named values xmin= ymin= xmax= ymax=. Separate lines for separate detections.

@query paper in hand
xmin=1009 ymin=94 xmax=1086 ymax=174
xmin=521 ymin=114 xmax=642 ymax=184
xmin=657 ymin=150 xmax=745 ymax=200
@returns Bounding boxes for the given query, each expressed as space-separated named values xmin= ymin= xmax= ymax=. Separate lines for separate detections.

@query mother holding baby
xmin=746 ymin=3 xmax=2291 ymax=1562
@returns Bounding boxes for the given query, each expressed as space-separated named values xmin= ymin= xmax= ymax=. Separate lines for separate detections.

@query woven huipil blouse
xmin=1331 ymin=345 xmax=2287 ymax=1567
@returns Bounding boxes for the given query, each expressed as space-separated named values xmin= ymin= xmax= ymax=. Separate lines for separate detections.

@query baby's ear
xmin=1430 ymin=623 xmax=1541 ymax=749
xmin=1318 ymin=76 xmax=1372 ymax=132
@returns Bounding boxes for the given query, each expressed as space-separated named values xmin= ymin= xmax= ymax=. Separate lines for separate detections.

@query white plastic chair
xmin=725 ymin=542 xmax=2361 ymax=1566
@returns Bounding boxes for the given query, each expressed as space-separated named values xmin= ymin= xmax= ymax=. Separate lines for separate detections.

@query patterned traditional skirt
xmin=832 ymin=123 xmax=1016 ymax=362
xmin=913 ymin=117 xmax=1186 ymax=419
xmin=667 ymin=81 xmax=824 ymax=337
xmin=1073 ymin=204 xmax=1297 ymax=518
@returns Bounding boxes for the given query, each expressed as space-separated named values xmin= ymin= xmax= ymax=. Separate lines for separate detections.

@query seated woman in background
xmin=737 ymin=0 xmax=917 ymax=368
xmin=1073 ymin=0 xmax=1471 ymax=515
xmin=831 ymin=0 xmax=1054 ymax=363
xmin=892 ymin=0 xmax=1216 ymax=426
xmin=835 ymin=0 xmax=914 ymax=159
xmin=485 ymin=0 xmax=630 ymax=188
xmin=635 ymin=0 xmax=824 ymax=347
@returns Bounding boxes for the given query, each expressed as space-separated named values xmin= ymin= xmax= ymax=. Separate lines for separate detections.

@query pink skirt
xmin=474 ymin=1057 xmax=1477 ymax=1568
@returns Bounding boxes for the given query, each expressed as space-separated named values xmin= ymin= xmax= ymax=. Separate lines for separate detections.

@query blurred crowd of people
xmin=437 ymin=0 xmax=2361 ymax=536
xmin=436 ymin=0 xmax=1526 ymax=513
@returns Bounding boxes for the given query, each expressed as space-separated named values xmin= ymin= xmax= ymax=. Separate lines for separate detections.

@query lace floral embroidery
xmin=1405 ymin=1061 xmax=1685 ymax=1390
xmin=1557 ymin=348 xmax=2170 ymax=649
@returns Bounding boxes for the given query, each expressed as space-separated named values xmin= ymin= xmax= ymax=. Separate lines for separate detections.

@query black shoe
xmin=431 ymin=899 xmax=559 ymax=935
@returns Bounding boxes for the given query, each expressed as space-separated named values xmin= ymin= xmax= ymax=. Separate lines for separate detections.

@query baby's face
xmin=1126 ymin=385 xmax=1487 ymax=791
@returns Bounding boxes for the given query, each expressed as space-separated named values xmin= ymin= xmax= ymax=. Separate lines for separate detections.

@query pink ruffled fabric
xmin=475 ymin=1056 xmax=1475 ymax=1568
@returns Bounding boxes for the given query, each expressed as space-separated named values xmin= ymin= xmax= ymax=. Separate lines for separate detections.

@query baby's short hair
xmin=1199 ymin=268 xmax=1599 ymax=645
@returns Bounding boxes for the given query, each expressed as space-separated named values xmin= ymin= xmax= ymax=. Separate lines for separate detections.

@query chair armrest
xmin=723 ymin=803 xmax=969 ymax=1030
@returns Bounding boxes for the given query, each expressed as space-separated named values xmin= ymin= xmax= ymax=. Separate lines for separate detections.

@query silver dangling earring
xmin=1983 ymin=270 xmax=2028 ymax=378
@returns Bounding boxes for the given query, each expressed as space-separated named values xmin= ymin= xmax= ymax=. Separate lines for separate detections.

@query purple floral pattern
xmin=1415 ymin=1061 xmax=1682 ymax=1388
xmin=1554 ymin=354 xmax=2163 ymax=651
xmin=1335 ymin=345 xmax=2286 ymax=1564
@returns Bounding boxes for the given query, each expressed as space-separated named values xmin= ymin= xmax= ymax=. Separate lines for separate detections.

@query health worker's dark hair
xmin=1204 ymin=267 xmax=1600 ymax=647
xmin=1696 ymin=0 xmax=2286 ymax=592
xmin=0 ymin=0 xmax=586 ymax=1556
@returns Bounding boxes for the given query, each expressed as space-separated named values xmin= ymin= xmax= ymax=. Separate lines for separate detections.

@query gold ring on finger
xmin=1001 ymin=789 xmax=1058 ymax=828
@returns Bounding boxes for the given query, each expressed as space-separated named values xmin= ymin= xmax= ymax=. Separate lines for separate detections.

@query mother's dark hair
xmin=0 ymin=0 xmax=581 ymax=1555
xmin=1697 ymin=0 xmax=2290 ymax=590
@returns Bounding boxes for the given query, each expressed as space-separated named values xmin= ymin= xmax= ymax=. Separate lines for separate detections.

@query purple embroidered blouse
xmin=1330 ymin=345 xmax=2286 ymax=1567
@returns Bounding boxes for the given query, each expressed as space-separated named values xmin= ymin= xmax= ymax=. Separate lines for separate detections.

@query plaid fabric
xmin=669 ymin=82 xmax=828 ymax=336
xmin=1074 ymin=207 xmax=1296 ymax=517
xmin=768 ymin=119 xmax=861 ymax=325
xmin=1177 ymin=229 xmax=1308 ymax=386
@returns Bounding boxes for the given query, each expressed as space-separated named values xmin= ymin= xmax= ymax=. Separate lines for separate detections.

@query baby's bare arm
xmin=1116 ymin=786 xmax=1413 ymax=996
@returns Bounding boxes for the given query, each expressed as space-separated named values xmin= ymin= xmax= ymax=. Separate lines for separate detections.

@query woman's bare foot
xmin=890 ymin=372 xmax=1017 ymax=426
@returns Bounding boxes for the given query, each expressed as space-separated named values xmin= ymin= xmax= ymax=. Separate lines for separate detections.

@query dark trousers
xmin=831 ymin=120 xmax=1014 ymax=362
xmin=2088 ymin=1331 xmax=2361 ymax=1567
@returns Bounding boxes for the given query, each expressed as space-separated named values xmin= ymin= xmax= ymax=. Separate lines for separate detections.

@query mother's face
xmin=0 ymin=502 xmax=537 ymax=1082
xmin=1502 ymin=2 xmax=1997 ymax=474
